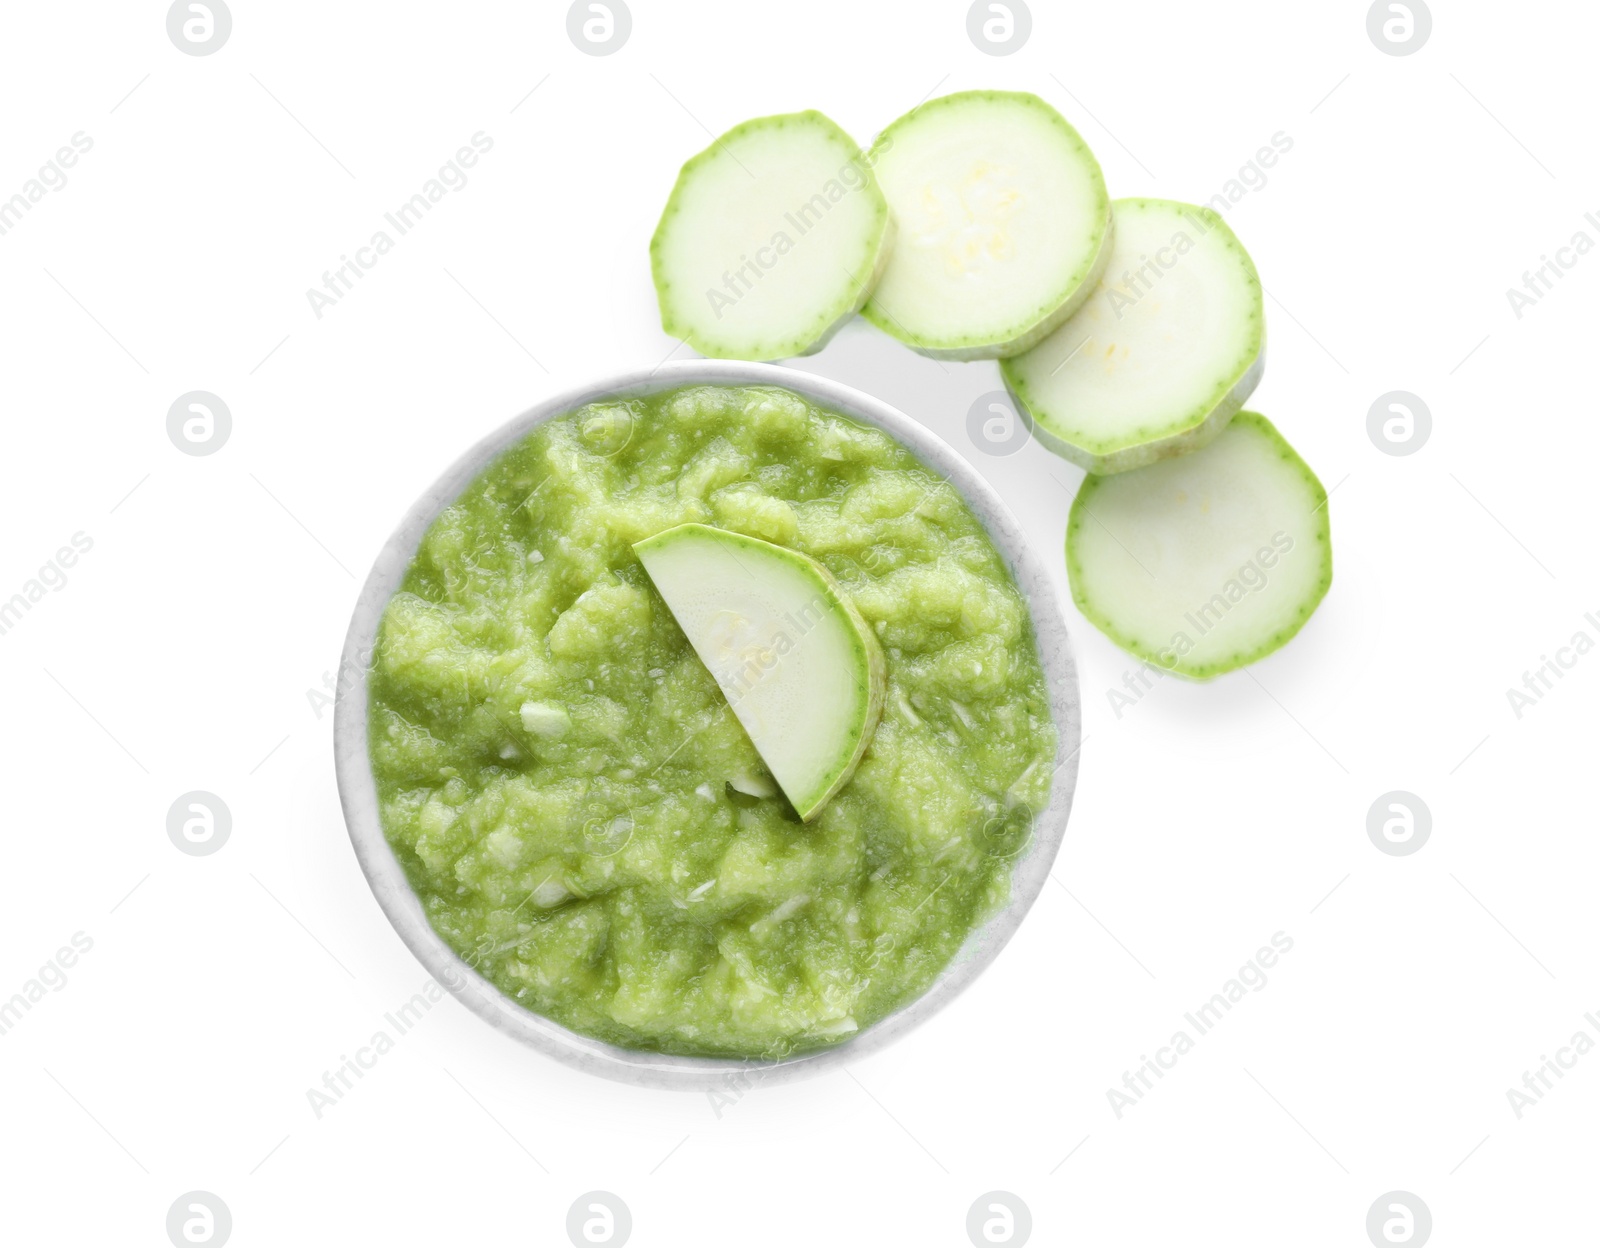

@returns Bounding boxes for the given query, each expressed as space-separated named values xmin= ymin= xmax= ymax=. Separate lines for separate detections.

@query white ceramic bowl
xmin=334 ymin=360 xmax=1081 ymax=1089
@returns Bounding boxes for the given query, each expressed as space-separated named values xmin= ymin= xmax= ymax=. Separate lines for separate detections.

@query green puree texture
xmin=368 ymin=385 xmax=1057 ymax=1059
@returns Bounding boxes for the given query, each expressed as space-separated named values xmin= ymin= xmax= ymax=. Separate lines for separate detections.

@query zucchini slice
xmin=634 ymin=523 xmax=886 ymax=821
xmin=650 ymin=111 xmax=893 ymax=361
xmin=862 ymin=90 xmax=1111 ymax=360
xmin=1066 ymin=413 xmax=1331 ymax=679
xmin=1004 ymin=198 xmax=1264 ymax=474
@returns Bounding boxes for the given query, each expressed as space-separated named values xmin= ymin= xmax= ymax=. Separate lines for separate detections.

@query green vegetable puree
xmin=368 ymin=385 xmax=1056 ymax=1058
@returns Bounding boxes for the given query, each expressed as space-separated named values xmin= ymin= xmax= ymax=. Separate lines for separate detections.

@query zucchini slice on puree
xmin=1067 ymin=413 xmax=1331 ymax=679
xmin=1004 ymin=199 xmax=1264 ymax=474
xmin=863 ymin=91 xmax=1112 ymax=360
xmin=650 ymin=111 xmax=893 ymax=361
xmin=633 ymin=523 xmax=886 ymax=821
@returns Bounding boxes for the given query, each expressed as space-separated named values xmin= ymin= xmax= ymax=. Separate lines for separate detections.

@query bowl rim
xmin=333 ymin=359 xmax=1081 ymax=1090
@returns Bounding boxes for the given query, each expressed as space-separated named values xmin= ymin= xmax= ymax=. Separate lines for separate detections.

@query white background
xmin=1 ymin=1 xmax=1595 ymax=1244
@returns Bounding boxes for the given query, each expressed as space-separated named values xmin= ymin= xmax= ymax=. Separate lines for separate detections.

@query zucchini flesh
xmin=862 ymin=91 xmax=1111 ymax=361
xmin=1005 ymin=199 xmax=1264 ymax=474
xmin=1067 ymin=413 xmax=1331 ymax=679
xmin=650 ymin=111 xmax=892 ymax=361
